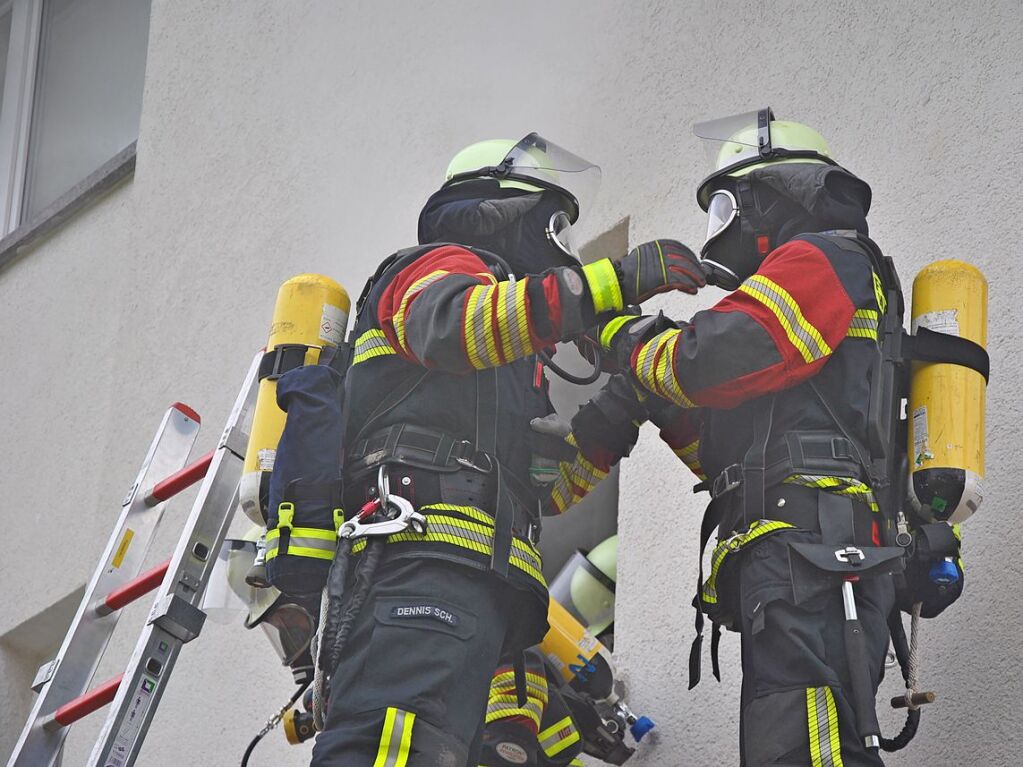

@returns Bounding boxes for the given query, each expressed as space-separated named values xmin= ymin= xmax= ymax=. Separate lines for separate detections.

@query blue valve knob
xmin=929 ymin=558 xmax=960 ymax=585
xmin=630 ymin=715 xmax=656 ymax=742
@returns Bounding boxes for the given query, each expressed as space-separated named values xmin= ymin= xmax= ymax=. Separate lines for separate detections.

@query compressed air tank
xmin=239 ymin=275 xmax=350 ymax=525
xmin=908 ymin=260 xmax=987 ymax=524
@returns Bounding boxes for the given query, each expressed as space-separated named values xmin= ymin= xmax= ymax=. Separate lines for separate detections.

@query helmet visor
xmin=704 ymin=189 xmax=738 ymax=246
xmin=501 ymin=133 xmax=601 ymax=223
xmin=203 ymin=538 xmax=260 ymax=623
xmin=260 ymin=603 xmax=316 ymax=667
xmin=548 ymin=550 xmax=616 ymax=635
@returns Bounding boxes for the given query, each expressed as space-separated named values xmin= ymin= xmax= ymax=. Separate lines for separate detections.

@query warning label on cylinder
xmin=912 ymin=406 xmax=931 ymax=466
xmin=319 ymin=304 xmax=346 ymax=345
xmin=912 ymin=309 xmax=959 ymax=337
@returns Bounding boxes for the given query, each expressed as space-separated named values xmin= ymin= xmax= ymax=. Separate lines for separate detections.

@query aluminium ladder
xmin=7 ymin=352 xmax=260 ymax=767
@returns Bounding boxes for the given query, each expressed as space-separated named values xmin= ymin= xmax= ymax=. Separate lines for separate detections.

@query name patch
xmin=390 ymin=604 xmax=460 ymax=627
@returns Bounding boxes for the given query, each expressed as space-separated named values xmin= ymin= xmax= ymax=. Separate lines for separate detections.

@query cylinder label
xmin=912 ymin=309 xmax=959 ymax=337
xmin=319 ymin=304 xmax=346 ymax=345
xmin=912 ymin=406 xmax=933 ymax=466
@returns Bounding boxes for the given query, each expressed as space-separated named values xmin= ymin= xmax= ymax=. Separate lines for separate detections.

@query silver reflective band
xmin=704 ymin=189 xmax=738 ymax=245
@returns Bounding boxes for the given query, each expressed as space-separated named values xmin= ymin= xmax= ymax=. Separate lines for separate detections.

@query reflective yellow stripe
xmin=495 ymin=279 xmax=530 ymax=361
xmin=582 ymin=258 xmax=624 ymax=313
xmin=703 ymin=519 xmax=795 ymax=604
xmin=265 ymin=526 xmax=337 ymax=561
xmin=351 ymin=509 xmax=545 ymax=586
xmin=873 ymin=271 xmax=887 ymax=314
xmin=634 ymin=328 xmax=695 ymax=408
xmin=549 ymin=453 xmax=610 ymax=515
xmin=807 ymin=687 xmax=844 ymax=767
xmin=539 ymin=715 xmax=580 ymax=757
xmin=740 ymin=275 xmax=832 ymax=363
xmin=673 ymin=440 xmax=707 ymax=480
xmin=353 ymin=329 xmax=397 ymax=365
xmin=394 ymin=270 xmax=448 ymax=353
xmin=599 ymin=314 xmax=634 ymax=349
xmin=783 ymin=474 xmax=879 ymax=513
xmin=372 ymin=707 xmax=416 ymax=767
xmin=846 ymin=309 xmax=879 ymax=341
xmin=464 ymin=284 xmax=501 ymax=369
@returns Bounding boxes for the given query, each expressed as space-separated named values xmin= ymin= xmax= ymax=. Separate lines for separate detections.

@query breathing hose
xmin=538 ymin=340 xmax=603 ymax=386
xmin=240 ymin=679 xmax=311 ymax=767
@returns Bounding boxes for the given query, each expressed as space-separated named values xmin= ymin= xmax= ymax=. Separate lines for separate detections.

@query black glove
xmin=570 ymin=374 xmax=647 ymax=467
xmin=584 ymin=311 xmax=679 ymax=373
xmin=615 ymin=239 xmax=706 ymax=305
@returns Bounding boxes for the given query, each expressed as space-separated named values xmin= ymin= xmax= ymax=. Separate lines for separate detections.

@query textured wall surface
xmin=1 ymin=1 xmax=1020 ymax=764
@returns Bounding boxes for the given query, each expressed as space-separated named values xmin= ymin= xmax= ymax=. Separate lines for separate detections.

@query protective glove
xmin=569 ymin=374 xmax=648 ymax=469
xmin=577 ymin=239 xmax=705 ymax=318
xmin=615 ymin=239 xmax=705 ymax=304
xmin=528 ymin=413 xmax=578 ymax=485
xmin=581 ymin=311 xmax=679 ymax=374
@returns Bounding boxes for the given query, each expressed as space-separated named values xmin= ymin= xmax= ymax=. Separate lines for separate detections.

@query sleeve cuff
xmin=581 ymin=258 xmax=624 ymax=314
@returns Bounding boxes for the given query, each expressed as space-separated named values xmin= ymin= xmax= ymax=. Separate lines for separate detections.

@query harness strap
xmin=740 ymin=396 xmax=775 ymax=526
xmin=689 ymin=497 xmax=724 ymax=689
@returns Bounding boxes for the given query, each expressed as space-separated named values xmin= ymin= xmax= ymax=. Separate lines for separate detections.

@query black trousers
xmin=311 ymin=555 xmax=542 ymax=767
xmin=735 ymin=530 xmax=895 ymax=767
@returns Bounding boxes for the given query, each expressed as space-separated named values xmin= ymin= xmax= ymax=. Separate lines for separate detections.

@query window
xmin=0 ymin=0 xmax=150 ymax=237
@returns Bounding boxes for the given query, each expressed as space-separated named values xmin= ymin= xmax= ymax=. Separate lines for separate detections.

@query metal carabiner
xmin=338 ymin=467 xmax=427 ymax=539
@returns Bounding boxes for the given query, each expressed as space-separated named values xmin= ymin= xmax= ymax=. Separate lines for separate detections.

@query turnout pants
xmin=734 ymin=529 xmax=895 ymax=767
xmin=311 ymin=556 xmax=542 ymax=767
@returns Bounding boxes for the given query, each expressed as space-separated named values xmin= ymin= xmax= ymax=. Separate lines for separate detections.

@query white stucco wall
xmin=1 ymin=1 xmax=1020 ymax=764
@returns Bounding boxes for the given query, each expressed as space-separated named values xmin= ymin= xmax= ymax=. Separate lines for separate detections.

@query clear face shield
xmin=203 ymin=538 xmax=316 ymax=667
xmin=448 ymin=132 xmax=602 ymax=259
xmin=548 ymin=549 xmax=616 ymax=637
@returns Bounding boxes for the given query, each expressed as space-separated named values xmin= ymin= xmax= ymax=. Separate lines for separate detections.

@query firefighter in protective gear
xmin=594 ymin=109 xmax=951 ymax=766
xmin=309 ymin=133 xmax=705 ymax=766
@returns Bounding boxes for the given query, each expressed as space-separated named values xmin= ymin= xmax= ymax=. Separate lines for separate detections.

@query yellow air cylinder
xmin=540 ymin=598 xmax=618 ymax=705
xmin=239 ymin=274 xmax=350 ymax=525
xmin=908 ymin=260 xmax=987 ymax=524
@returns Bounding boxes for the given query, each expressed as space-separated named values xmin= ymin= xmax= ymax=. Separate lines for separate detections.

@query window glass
xmin=22 ymin=0 xmax=151 ymax=220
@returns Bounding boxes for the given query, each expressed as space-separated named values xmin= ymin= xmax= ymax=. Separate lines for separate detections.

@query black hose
xmin=539 ymin=347 xmax=602 ymax=386
xmin=880 ymin=609 xmax=920 ymax=752
xmin=240 ymin=680 xmax=311 ymax=767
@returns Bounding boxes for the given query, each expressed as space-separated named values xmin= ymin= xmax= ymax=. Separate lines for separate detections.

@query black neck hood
xmin=417 ymin=179 xmax=577 ymax=275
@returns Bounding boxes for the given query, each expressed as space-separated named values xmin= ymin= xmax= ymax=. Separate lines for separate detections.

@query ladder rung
xmin=144 ymin=450 xmax=214 ymax=506
xmin=96 ymin=559 xmax=171 ymax=616
xmin=44 ymin=674 xmax=124 ymax=730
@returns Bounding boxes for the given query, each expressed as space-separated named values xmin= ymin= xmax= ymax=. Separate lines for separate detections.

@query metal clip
xmin=338 ymin=467 xmax=427 ymax=540
xmin=711 ymin=464 xmax=743 ymax=498
xmin=834 ymin=546 xmax=865 ymax=565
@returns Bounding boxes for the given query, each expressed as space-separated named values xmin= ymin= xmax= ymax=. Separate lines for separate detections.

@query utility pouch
xmin=265 ymin=363 xmax=346 ymax=597
xmin=898 ymin=522 xmax=964 ymax=618
xmin=788 ymin=542 xmax=905 ymax=605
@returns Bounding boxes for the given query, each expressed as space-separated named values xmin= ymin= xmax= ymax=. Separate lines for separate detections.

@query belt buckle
xmin=712 ymin=464 xmax=743 ymax=498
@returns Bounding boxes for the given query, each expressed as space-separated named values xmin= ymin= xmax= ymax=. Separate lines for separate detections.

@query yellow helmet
xmin=442 ymin=132 xmax=601 ymax=225
xmin=695 ymin=107 xmax=836 ymax=210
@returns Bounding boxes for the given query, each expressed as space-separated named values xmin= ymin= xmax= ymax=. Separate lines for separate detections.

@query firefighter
xmin=307 ymin=133 xmax=705 ymax=765
xmin=593 ymin=109 xmax=929 ymax=766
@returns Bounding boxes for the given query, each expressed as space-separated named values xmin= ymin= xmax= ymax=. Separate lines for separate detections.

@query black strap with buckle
xmin=258 ymin=344 xmax=312 ymax=381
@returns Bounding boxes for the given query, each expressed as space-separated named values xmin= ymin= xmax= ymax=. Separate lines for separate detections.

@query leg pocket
xmin=340 ymin=596 xmax=479 ymax=724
